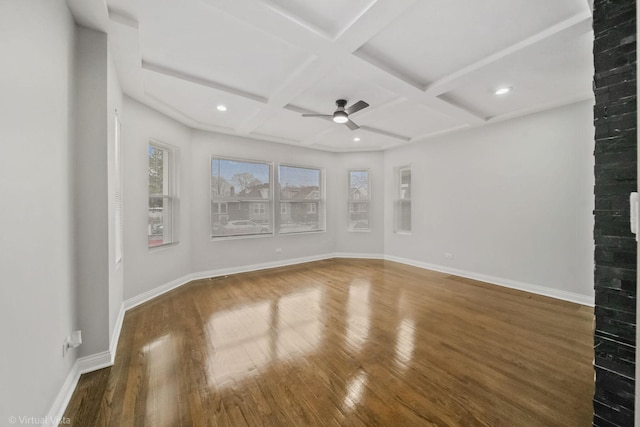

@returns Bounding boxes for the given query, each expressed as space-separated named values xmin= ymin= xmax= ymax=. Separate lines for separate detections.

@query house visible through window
xmin=348 ymin=170 xmax=370 ymax=231
xmin=148 ymin=142 xmax=178 ymax=248
xmin=395 ymin=166 xmax=411 ymax=233
xmin=279 ymin=165 xmax=324 ymax=234
xmin=211 ymin=157 xmax=273 ymax=238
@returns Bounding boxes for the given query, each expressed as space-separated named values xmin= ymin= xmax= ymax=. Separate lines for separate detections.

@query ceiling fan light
xmin=333 ymin=111 xmax=348 ymax=123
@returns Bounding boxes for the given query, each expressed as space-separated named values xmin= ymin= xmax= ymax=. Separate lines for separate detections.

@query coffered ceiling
xmin=67 ymin=0 xmax=595 ymax=152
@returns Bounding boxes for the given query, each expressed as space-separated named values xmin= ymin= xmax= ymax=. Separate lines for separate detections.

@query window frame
xmin=278 ymin=163 xmax=326 ymax=235
xmin=394 ymin=165 xmax=412 ymax=234
xmin=347 ymin=169 xmax=371 ymax=232
xmin=210 ymin=155 xmax=274 ymax=240
xmin=148 ymin=140 xmax=180 ymax=249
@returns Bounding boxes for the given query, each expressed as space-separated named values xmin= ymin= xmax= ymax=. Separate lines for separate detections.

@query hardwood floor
xmin=63 ymin=259 xmax=594 ymax=426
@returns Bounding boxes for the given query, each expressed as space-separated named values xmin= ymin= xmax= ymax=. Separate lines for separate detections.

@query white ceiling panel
xmin=138 ymin=0 xmax=311 ymax=99
xmin=252 ymin=109 xmax=334 ymax=142
xmin=260 ymin=0 xmax=377 ymax=40
xmin=439 ymin=31 xmax=594 ymax=120
xmin=143 ymin=71 xmax=263 ymax=130
xmin=313 ymin=126 xmax=399 ymax=151
xmin=356 ymin=100 xmax=462 ymax=139
xmin=355 ymin=0 xmax=588 ymax=87
xmin=287 ymin=69 xmax=396 ymax=116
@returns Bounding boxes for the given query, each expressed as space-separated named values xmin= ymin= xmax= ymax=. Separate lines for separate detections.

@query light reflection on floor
xmin=345 ymin=279 xmax=371 ymax=353
xmin=205 ymin=287 xmax=324 ymax=388
xmin=395 ymin=318 xmax=416 ymax=370
xmin=143 ymin=334 xmax=178 ymax=427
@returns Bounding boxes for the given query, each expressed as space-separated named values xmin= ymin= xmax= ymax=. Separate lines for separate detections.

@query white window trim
xmin=210 ymin=155 xmax=274 ymax=240
xmin=348 ymin=169 xmax=371 ymax=232
xmin=148 ymin=140 xmax=180 ymax=250
xmin=278 ymin=163 xmax=326 ymax=235
xmin=394 ymin=165 xmax=411 ymax=235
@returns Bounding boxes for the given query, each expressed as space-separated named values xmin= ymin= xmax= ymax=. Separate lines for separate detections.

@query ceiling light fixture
xmin=353 ymin=137 xmax=361 ymax=142
xmin=216 ymin=105 xmax=227 ymax=112
xmin=333 ymin=111 xmax=349 ymax=123
xmin=495 ymin=87 xmax=511 ymax=95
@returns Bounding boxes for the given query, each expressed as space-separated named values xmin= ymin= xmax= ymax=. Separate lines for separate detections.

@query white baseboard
xmin=43 ymin=350 xmax=114 ymax=427
xmin=124 ymin=273 xmax=194 ymax=311
xmin=332 ymin=252 xmax=384 ymax=260
xmin=190 ymin=253 xmax=335 ymax=282
xmin=384 ymin=255 xmax=594 ymax=307
xmin=42 ymin=362 xmax=80 ymax=427
xmin=76 ymin=350 xmax=113 ymax=374
xmin=109 ymin=303 xmax=125 ymax=362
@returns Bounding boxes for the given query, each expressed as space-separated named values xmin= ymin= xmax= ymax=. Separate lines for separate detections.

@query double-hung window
xmin=148 ymin=142 xmax=178 ymax=248
xmin=348 ymin=170 xmax=370 ymax=231
xmin=395 ymin=166 xmax=411 ymax=233
xmin=211 ymin=157 xmax=273 ymax=238
xmin=279 ymin=165 xmax=324 ymax=234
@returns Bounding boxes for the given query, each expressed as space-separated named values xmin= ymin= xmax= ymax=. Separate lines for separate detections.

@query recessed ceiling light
xmin=353 ymin=137 xmax=361 ymax=142
xmin=495 ymin=87 xmax=511 ymax=95
xmin=216 ymin=105 xmax=227 ymax=112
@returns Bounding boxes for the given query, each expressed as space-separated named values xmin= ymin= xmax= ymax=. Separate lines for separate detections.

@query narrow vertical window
xmin=211 ymin=157 xmax=273 ymax=238
xmin=279 ymin=165 xmax=324 ymax=234
xmin=348 ymin=170 xmax=370 ymax=231
xmin=148 ymin=142 xmax=178 ymax=248
xmin=395 ymin=166 xmax=411 ymax=233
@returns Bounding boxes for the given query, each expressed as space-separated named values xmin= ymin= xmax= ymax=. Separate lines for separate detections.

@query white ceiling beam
xmin=141 ymin=61 xmax=268 ymax=103
xmin=66 ymin=0 xmax=109 ymax=32
xmin=336 ymin=0 xmax=419 ymax=52
xmin=425 ymin=11 xmax=593 ymax=97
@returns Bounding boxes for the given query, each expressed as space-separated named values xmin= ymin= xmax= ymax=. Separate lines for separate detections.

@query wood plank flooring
xmin=63 ymin=259 xmax=594 ymax=426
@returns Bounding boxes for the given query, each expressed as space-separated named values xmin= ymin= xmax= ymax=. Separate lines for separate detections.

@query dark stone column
xmin=593 ymin=1 xmax=637 ymax=426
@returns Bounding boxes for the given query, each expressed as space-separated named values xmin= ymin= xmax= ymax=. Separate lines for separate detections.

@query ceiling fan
xmin=302 ymin=99 xmax=369 ymax=130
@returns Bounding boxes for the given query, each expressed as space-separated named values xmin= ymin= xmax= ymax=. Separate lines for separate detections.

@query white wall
xmin=189 ymin=131 xmax=338 ymax=274
xmin=122 ymin=97 xmax=192 ymax=300
xmin=384 ymin=100 xmax=595 ymax=302
xmin=0 ymin=0 xmax=78 ymax=419
xmin=75 ymin=27 xmax=110 ymax=357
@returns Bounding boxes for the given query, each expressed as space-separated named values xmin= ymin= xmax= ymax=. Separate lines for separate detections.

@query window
xmin=395 ymin=166 xmax=411 ymax=233
xmin=148 ymin=142 xmax=178 ymax=248
xmin=348 ymin=170 xmax=370 ymax=231
xmin=253 ymin=203 xmax=266 ymax=215
xmin=279 ymin=165 xmax=324 ymax=234
xmin=211 ymin=157 xmax=272 ymax=238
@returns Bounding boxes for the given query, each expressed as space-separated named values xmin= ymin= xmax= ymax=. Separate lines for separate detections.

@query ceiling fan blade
xmin=346 ymin=100 xmax=369 ymax=115
xmin=345 ymin=119 xmax=359 ymax=130
xmin=302 ymin=114 xmax=332 ymax=118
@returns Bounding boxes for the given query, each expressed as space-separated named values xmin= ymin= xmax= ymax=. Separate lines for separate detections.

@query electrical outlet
xmin=275 ymin=248 xmax=282 ymax=254
xmin=444 ymin=252 xmax=454 ymax=259
xmin=63 ymin=330 xmax=82 ymax=356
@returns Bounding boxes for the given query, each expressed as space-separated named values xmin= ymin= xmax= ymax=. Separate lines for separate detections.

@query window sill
xmin=148 ymin=241 xmax=180 ymax=252
xmin=211 ymin=233 xmax=274 ymax=242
